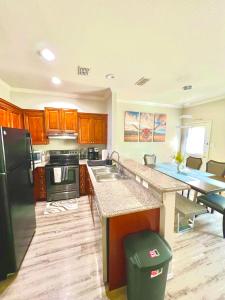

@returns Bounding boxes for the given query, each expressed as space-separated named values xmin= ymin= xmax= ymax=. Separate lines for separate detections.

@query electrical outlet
xmin=136 ymin=175 xmax=141 ymax=183
xmin=142 ymin=180 xmax=149 ymax=188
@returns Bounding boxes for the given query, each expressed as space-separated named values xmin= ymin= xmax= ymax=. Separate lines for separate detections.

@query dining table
xmin=150 ymin=163 xmax=225 ymax=200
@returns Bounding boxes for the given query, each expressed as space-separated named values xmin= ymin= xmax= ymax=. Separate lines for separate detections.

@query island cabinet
xmin=24 ymin=110 xmax=48 ymax=144
xmin=108 ymin=209 xmax=160 ymax=290
xmin=79 ymin=164 xmax=88 ymax=196
xmin=0 ymin=98 xmax=24 ymax=129
xmin=44 ymin=108 xmax=78 ymax=133
xmin=78 ymin=113 xmax=107 ymax=144
xmin=34 ymin=167 xmax=47 ymax=201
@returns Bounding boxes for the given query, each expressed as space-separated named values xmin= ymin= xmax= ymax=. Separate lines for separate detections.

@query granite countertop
xmin=34 ymin=160 xmax=49 ymax=168
xmin=87 ymin=164 xmax=162 ymax=218
xmin=117 ymin=157 xmax=190 ymax=193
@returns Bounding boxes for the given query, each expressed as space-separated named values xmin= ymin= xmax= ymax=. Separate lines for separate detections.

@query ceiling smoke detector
xmin=135 ymin=77 xmax=150 ymax=86
xmin=77 ymin=66 xmax=90 ymax=76
xmin=183 ymin=85 xmax=192 ymax=90
xmin=105 ymin=73 xmax=115 ymax=79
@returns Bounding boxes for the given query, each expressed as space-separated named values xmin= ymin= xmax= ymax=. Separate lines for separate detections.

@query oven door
xmin=45 ymin=165 xmax=80 ymax=201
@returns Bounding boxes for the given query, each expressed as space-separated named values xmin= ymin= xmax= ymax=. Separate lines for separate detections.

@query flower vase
xmin=177 ymin=163 xmax=181 ymax=173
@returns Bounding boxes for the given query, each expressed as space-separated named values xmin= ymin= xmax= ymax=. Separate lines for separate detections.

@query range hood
xmin=48 ymin=132 xmax=78 ymax=140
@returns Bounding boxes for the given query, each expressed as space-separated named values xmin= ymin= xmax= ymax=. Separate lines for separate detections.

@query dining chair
xmin=197 ymin=193 xmax=225 ymax=238
xmin=183 ymin=156 xmax=203 ymax=198
xmin=143 ymin=154 xmax=156 ymax=166
xmin=186 ymin=156 xmax=203 ymax=170
xmin=206 ymin=160 xmax=225 ymax=177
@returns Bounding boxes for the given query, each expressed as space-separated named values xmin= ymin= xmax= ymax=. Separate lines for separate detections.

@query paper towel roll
xmin=102 ymin=149 xmax=108 ymax=160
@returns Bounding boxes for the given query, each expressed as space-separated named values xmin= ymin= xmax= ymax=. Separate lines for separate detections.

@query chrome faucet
xmin=110 ymin=151 xmax=123 ymax=175
xmin=110 ymin=150 xmax=120 ymax=162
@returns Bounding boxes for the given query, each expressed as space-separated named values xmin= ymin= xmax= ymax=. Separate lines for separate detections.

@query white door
xmin=182 ymin=121 xmax=212 ymax=169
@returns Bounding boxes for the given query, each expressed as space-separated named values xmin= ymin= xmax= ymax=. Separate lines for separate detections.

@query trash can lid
xmin=124 ymin=231 xmax=172 ymax=269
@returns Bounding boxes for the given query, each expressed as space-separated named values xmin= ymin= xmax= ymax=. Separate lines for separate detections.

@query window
xmin=185 ymin=126 xmax=205 ymax=156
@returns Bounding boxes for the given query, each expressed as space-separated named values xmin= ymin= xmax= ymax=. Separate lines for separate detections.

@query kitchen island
xmin=86 ymin=157 xmax=189 ymax=290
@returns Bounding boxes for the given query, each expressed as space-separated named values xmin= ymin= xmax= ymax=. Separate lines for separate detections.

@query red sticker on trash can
xmin=150 ymin=268 xmax=163 ymax=278
xmin=149 ymin=249 xmax=160 ymax=258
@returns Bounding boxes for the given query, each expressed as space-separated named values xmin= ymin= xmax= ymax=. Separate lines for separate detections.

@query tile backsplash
xmin=33 ymin=139 xmax=106 ymax=152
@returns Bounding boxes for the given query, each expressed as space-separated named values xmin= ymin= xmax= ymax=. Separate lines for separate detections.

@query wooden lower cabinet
xmin=108 ymin=208 xmax=160 ymax=290
xmin=79 ymin=164 xmax=88 ymax=196
xmin=34 ymin=167 xmax=47 ymax=201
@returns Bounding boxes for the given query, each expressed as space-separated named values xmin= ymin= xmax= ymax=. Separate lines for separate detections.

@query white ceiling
xmin=1 ymin=0 xmax=225 ymax=106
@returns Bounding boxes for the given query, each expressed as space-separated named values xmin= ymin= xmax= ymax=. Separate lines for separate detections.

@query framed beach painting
xmin=153 ymin=114 xmax=167 ymax=142
xmin=124 ymin=111 xmax=140 ymax=142
xmin=139 ymin=112 xmax=154 ymax=142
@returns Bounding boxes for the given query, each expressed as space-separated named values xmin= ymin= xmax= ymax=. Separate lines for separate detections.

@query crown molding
xmin=10 ymin=87 xmax=107 ymax=101
xmin=0 ymin=78 xmax=11 ymax=89
xmin=117 ymin=99 xmax=182 ymax=108
xmin=182 ymin=93 xmax=225 ymax=108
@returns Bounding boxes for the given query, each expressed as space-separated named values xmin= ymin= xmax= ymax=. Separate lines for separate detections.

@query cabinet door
xmin=78 ymin=114 xmax=93 ymax=144
xmin=24 ymin=110 xmax=48 ymax=145
xmin=93 ymin=115 xmax=107 ymax=144
xmin=44 ymin=108 xmax=62 ymax=133
xmin=79 ymin=164 xmax=87 ymax=196
xmin=9 ymin=110 xmax=24 ymax=129
xmin=61 ymin=109 xmax=78 ymax=132
xmin=0 ymin=106 xmax=9 ymax=127
xmin=34 ymin=167 xmax=46 ymax=201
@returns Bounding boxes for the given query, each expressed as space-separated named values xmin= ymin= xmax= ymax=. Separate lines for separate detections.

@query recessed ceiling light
xmin=105 ymin=73 xmax=115 ymax=79
xmin=40 ymin=48 xmax=55 ymax=61
xmin=183 ymin=85 xmax=192 ymax=90
xmin=51 ymin=76 xmax=61 ymax=85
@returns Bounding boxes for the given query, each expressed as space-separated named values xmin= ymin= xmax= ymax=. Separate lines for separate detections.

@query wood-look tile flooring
xmin=0 ymin=196 xmax=225 ymax=300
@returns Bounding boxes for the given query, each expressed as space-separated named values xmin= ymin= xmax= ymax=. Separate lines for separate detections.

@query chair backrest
xmin=186 ymin=156 xmax=202 ymax=170
xmin=206 ymin=160 xmax=225 ymax=176
xmin=143 ymin=154 xmax=156 ymax=166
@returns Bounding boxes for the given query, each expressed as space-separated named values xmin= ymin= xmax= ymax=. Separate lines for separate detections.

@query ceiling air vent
xmin=183 ymin=85 xmax=192 ymax=90
xmin=135 ymin=77 xmax=150 ymax=86
xmin=77 ymin=65 xmax=90 ymax=76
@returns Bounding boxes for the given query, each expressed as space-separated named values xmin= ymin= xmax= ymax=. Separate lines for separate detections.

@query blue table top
xmin=153 ymin=163 xmax=225 ymax=193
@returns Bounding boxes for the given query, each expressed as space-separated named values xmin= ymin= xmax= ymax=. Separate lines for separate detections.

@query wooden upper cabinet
xmin=93 ymin=115 xmax=107 ymax=144
xmin=61 ymin=109 xmax=78 ymax=132
xmin=78 ymin=114 xmax=93 ymax=144
xmin=78 ymin=113 xmax=107 ymax=144
xmin=44 ymin=108 xmax=62 ymax=133
xmin=0 ymin=98 xmax=24 ymax=129
xmin=9 ymin=110 xmax=24 ymax=129
xmin=0 ymin=106 xmax=9 ymax=127
xmin=44 ymin=108 xmax=78 ymax=133
xmin=24 ymin=110 xmax=48 ymax=145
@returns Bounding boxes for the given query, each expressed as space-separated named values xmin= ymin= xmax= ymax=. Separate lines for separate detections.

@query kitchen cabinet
xmin=24 ymin=110 xmax=48 ymax=145
xmin=44 ymin=107 xmax=78 ymax=133
xmin=79 ymin=164 xmax=88 ymax=196
xmin=0 ymin=106 xmax=9 ymax=127
xmin=34 ymin=167 xmax=47 ymax=201
xmin=61 ymin=109 xmax=78 ymax=132
xmin=0 ymin=98 xmax=24 ymax=129
xmin=9 ymin=110 xmax=23 ymax=129
xmin=78 ymin=113 xmax=107 ymax=144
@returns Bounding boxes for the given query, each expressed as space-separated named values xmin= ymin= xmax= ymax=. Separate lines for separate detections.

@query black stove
xmin=46 ymin=150 xmax=79 ymax=167
xmin=45 ymin=150 xmax=80 ymax=201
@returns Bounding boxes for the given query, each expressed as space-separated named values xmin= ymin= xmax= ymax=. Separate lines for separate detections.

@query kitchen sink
xmin=91 ymin=166 xmax=127 ymax=182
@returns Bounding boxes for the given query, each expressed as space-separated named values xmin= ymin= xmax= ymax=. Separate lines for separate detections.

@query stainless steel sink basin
xmin=95 ymin=173 xmax=128 ymax=182
xmin=91 ymin=166 xmax=127 ymax=182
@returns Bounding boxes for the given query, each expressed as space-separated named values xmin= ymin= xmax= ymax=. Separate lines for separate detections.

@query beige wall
xmin=182 ymin=99 xmax=225 ymax=161
xmin=0 ymin=78 xmax=11 ymax=100
xmin=113 ymin=100 xmax=181 ymax=163
xmin=10 ymin=91 xmax=107 ymax=113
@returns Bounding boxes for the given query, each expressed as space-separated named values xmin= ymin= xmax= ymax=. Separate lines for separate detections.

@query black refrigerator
xmin=0 ymin=127 xmax=36 ymax=280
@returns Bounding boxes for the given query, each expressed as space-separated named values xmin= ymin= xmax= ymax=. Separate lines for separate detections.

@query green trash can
xmin=124 ymin=231 xmax=172 ymax=300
